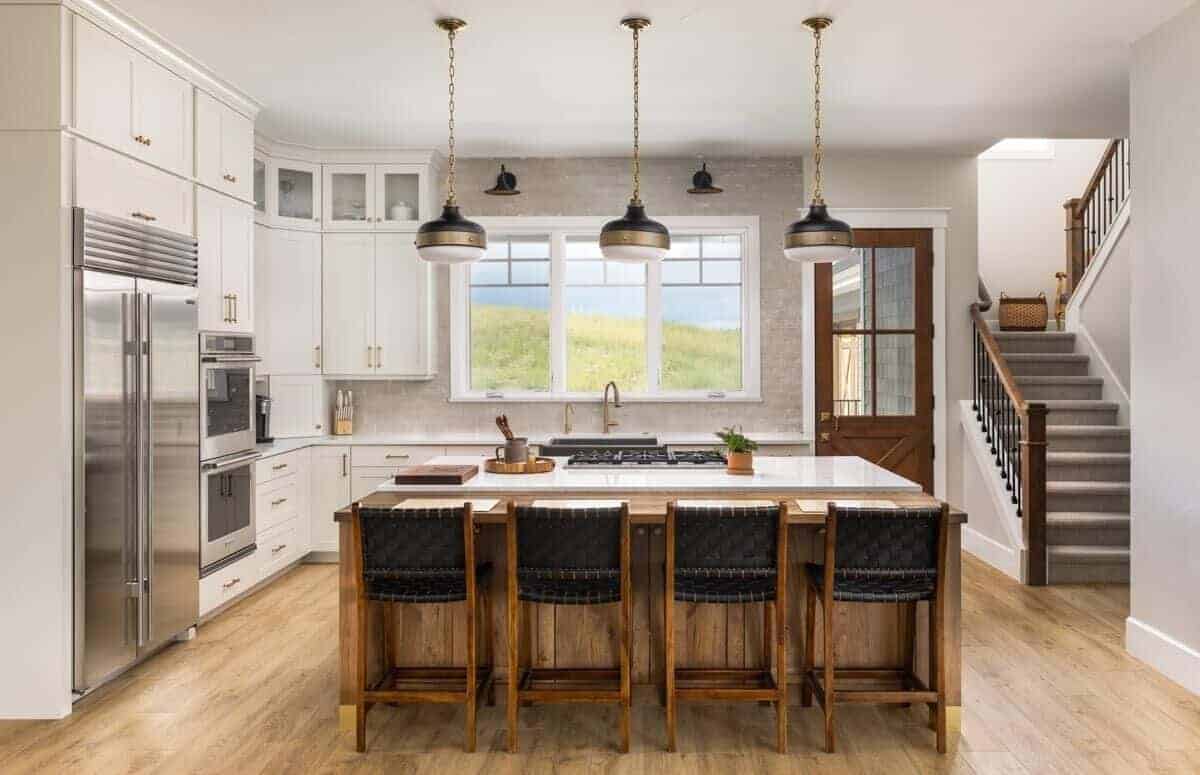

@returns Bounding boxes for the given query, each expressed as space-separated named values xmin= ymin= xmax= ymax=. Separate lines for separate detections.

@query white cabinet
xmin=351 ymin=469 xmax=395 ymax=501
xmin=253 ymin=448 xmax=310 ymax=582
xmin=322 ymin=233 xmax=436 ymax=378
xmin=322 ymin=233 xmax=375 ymax=375
xmin=197 ymin=188 xmax=254 ymax=332
xmin=269 ymin=159 xmax=321 ymax=230
xmin=265 ymin=375 xmax=327 ymax=438
xmin=253 ymin=156 xmax=268 ymax=223
xmin=74 ymin=139 xmax=194 ymax=235
xmin=311 ymin=446 xmax=351 ymax=554
xmin=196 ymin=90 xmax=253 ymax=200
xmin=73 ymin=16 xmax=192 ymax=177
xmin=257 ymin=228 xmax=321 ymax=375
xmin=199 ymin=548 xmax=259 ymax=617
xmin=350 ymin=445 xmax=442 ymax=501
xmin=323 ymin=163 xmax=428 ymax=230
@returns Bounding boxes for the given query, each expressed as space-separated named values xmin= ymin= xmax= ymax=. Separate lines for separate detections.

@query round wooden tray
xmin=483 ymin=457 xmax=556 ymax=475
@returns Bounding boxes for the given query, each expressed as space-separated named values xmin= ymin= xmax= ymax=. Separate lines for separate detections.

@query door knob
xmin=819 ymin=432 xmax=831 ymax=442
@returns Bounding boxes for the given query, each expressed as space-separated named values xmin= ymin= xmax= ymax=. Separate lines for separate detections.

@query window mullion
xmin=647 ymin=258 xmax=663 ymax=394
xmin=550 ymin=231 xmax=567 ymax=394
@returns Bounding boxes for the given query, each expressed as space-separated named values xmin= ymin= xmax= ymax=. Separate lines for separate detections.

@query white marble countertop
xmin=256 ymin=431 xmax=811 ymax=459
xmin=374 ymin=455 xmax=920 ymax=495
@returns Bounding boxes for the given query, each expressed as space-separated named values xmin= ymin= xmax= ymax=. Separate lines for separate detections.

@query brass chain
xmin=446 ymin=26 xmax=457 ymax=205
xmin=811 ymin=23 xmax=824 ymax=204
xmin=811 ymin=23 xmax=820 ymax=205
xmin=631 ymin=24 xmax=641 ymax=204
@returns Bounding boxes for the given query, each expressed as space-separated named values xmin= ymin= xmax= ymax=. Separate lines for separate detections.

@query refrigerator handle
xmin=136 ymin=291 xmax=151 ymax=647
xmin=123 ymin=291 xmax=140 ymax=648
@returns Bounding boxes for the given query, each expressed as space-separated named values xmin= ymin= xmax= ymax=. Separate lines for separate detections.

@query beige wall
xmin=978 ymin=139 xmax=1110 ymax=302
xmin=338 ymin=153 xmax=979 ymax=500
xmin=1127 ymin=2 xmax=1200 ymax=695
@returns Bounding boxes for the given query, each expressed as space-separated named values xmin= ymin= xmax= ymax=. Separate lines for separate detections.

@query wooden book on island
xmin=392 ymin=464 xmax=479 ymax=485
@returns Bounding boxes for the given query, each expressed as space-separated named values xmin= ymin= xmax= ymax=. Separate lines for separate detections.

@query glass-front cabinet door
xmin=323 ymin=165 xmax=375 ymax=229
xmin=375 ymin=164 xmax=426 ymax=229
xmin=272 ymin=159 xmax=321 ymax=230
xmin=253 ymin=157 xmax=267 ymax=224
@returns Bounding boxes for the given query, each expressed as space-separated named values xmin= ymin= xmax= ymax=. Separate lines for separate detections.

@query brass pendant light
xmin=416 ymin=18 xmax=487 ymax=265
xmin=600 ymin=17 xmax=670 ymax=263
xmin=784 ymin=17 xmax=853 ymax=263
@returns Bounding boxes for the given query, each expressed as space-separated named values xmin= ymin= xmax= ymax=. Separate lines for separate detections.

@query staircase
xmin=993 ymin=328 xmax=1130 ymax=583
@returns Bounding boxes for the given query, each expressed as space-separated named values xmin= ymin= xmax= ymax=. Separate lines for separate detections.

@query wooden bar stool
xmin=802 ymin=503 xmax=951 ymax=753
xmin=506 ymin=502 xmax=632 ymax=753
xmin=664 ymin=501 xmax=789 ymax=753
xmin=350 ymin=503 xmax=494 ymax=753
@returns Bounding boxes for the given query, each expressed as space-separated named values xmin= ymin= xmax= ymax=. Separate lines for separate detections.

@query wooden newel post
xmin=1020 ymin=403 xmax=1049 ymax=586
xmin=1063 ymin=198 xmax=1084 ymax=293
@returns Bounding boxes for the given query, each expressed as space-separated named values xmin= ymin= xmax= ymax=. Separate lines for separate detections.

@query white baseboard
xmin=1126 ymin=616 xmax=1200 ymax=696
xmin=962 ymin=526 xmax=1021 ymax=580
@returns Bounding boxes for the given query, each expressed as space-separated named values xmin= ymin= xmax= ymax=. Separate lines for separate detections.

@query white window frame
xmin=450 ymin=215 xmax=761 ymax=402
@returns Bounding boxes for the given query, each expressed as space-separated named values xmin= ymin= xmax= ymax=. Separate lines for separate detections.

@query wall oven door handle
xmin=201 ymin=355 xmax=262 ymax=363
xmin=201 ymin=452 xmax=262 ymax=474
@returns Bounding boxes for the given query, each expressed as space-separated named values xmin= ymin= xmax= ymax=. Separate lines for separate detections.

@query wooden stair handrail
xmin=970 ymin=304 xmax=1028 ymax=416
xmin=969 ymin=302 xmax=1048 ymax=586
xmin=1071 ymin=139 xmax=1123 ymax=220
xmin=1064 ymin=138 xmax=1130 ymax=296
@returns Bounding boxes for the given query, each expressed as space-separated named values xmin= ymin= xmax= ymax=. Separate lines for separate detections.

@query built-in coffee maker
xmin=256 ymin=393 xmax=273 ymax=443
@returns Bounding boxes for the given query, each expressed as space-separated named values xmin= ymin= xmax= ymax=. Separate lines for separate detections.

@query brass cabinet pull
xmin=384 ymin=453 xmax=409 ymax=460
xmin=375 ymin=345 xmax=382 ymax=367
xmin=231 ymin=293 xmax=238 ymax=323
xmin=223 ymin=173 xmax=238 ymax=183
xmin=272 ymin=463 xmax=288 ymax=471
xmin=819 ymin=432 xmax=831 ymax=442
xmin=272 ymin=544 xmax=287 ymax=554
xmin=271 ymin=497 xmax=288 ymax=507
xmin=133 ymin=134 xmax=152 ymax=146
xmin=130 ymin=211 xmax=157 ymax=222
xmin=314 ymin=345 xmax=321 ymax=369
xmin=222 ymin=577 xmax=241 ymax=589
xmin=366 ymin=345 xmax=374 ymax=368
xmin=342 ymin=454 xmax=348 ymax=477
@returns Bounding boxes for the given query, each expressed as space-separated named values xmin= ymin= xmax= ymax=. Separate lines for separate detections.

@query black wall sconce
xmin=687 ymin=161 xmax=723 ymax=194
xmin=484 ymin=164 xmax=521 ymax=196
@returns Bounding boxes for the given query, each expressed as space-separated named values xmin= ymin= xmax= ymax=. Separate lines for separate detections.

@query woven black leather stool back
xmin=359 ymin=506 xmax=466 ymax=578
xmin=833 ymin=506 xmax=941 ymax=577
xmin=514 ymin=505 xmax=622 ymax=572
xmin=674 ymin=504 xmax=781 ymax=572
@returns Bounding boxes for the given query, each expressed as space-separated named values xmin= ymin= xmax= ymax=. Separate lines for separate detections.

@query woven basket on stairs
xmin=998 ymin=293 xmax=1048 ymax=331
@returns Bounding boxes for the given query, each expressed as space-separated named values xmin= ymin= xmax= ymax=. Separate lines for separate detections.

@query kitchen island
xmin=333 ymin=456 xmax=966 ymax=735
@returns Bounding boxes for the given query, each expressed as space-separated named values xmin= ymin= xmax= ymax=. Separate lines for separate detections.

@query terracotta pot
xmin=726 ymin=450 xmax=754 ymax=474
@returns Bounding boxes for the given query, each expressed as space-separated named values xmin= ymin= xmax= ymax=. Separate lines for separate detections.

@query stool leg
xmin=356 ymin=597 xmax=369 ymax=753
xmin=775 ymin=591 xmax=788 ymax=754
xmin=665 ymin=591 xmax=676 ymax=752
xmin=934 ymin=596 xmax=947 ymax=753
xmin=483 ymin=587 xmax=496 ymax=707
xmin=823 ymin=597 xmax=836 ymax=753
xmin=760 ymin=602 xmax=774 ymax=707
xmin=507 ymin=601 xmax=519 ymax=753
xmin=620 ymin=594 xmax=632 ymax=753
xmin=801 ymin=584 xmax=815 ymax=708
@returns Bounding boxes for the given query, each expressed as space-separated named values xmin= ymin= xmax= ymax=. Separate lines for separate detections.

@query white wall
xmin=1127 ymin=2 xmax=1200 ymax=696
xmin=978 ymin=139 xmax=1110 ymax=301
xmin=1076 ymin=216 xmax=1132 ymax=396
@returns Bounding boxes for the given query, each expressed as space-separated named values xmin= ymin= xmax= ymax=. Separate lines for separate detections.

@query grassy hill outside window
xmin=449 ymin=216 xmax=761 ymax=401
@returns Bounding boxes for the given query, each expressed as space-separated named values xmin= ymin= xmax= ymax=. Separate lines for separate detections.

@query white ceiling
xmin=112 ymin=0 xmax=1189 ymax=157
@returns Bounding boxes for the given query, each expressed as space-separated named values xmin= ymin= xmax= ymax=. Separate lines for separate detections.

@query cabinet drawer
xmin=256 ymin=453 xmax=301 ymax=485
xmin=199 ymin=549 xmax=260 ymax=616
xmin=256 ymin=474 xmax=299 ymax=534
xmin=350 ymin=445 xmax=440 ymax=468
xmin=258 ymin=517 xmax=304 ymax=582
xmin=75 ymin=139 xmax=194 ymax=235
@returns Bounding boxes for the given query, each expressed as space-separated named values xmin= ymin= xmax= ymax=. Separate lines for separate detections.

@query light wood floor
xmin=4 ymin=555 xmax=1199 ymax=774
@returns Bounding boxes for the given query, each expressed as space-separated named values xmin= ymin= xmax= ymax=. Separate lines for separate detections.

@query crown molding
xmin=254 ymin=133 xmax=445 ymax=167
xmin=59 ymin=0 xmax=262 ymax=120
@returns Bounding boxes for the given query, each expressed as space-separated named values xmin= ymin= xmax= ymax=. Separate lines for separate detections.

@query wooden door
xmin=814 ymin=229 xmax=934 ymax=492
xmin=321 ymin=233 xmax=375 ymax=375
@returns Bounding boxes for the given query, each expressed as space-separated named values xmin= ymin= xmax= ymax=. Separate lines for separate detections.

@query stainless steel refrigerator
xmin=72 ymin=209 xmax=201 ymax=693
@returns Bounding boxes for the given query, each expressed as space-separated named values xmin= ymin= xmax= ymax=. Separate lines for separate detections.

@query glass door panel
xmin=876 ymin=333 xmax=916 ymax=415
xmin=253 ymin=158 xmax=266 ymax=215
xmin=275 ymin=163 xmax=318 ymax=228
xmin=832 ymin=333 xmax=872 ymax=416
xmin=875 ymin=247 xmax=915 ymax=329
xmin=832 ymin=249 xmax=871 ymax=331
xmin=378 ymin=167 xmax=422 ymax=226
xmin=325 ymin=165 xmax=373 ymax=228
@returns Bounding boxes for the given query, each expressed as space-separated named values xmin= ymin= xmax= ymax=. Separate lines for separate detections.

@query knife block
xmin=333 ymin=418 xmax=353 ymax=436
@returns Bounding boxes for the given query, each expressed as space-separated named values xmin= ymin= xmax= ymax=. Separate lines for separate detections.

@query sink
xmin=541 ymin=435 xmax=659 ymax=457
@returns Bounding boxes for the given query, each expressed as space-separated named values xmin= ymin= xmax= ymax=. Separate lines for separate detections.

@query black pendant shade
xmin=415 ymin=203 xmax=488 ymax=263
xmin=484 ymin=164 xmax=520 ymax=196
xmin=784 ymin=202 xmax=854 ymax=261
xmin=599 ymin=202 xmax=671 ymax=261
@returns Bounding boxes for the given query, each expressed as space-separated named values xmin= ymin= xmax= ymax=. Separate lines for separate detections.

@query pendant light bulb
xmin=417 ymin=18 xmax=487 ymax=265
xmin=600 ymin=17 xmax=670 ymax=263
xmin=784 ymin=17 xmax=853 ymax=263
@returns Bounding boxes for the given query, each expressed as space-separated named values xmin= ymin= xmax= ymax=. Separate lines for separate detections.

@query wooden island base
xmin=335 ymin=492 xmax=964 ymax=738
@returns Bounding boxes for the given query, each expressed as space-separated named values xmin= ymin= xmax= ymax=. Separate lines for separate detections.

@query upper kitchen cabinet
xmin=321 ymin=233 xmax=436 ymax=378
xmin=73 ymin=16 xmax=192 ymax=177
xmin=322 ymin=163 xmax=429 ymax=230
xmin=257 ymin=227 xmax=321 ymax=375
xmin=74 ymin=139 xmax=193 ymax=236
xmin=197 ymin=188 xmax=254 ymax=333
xmin=196 ymin=90 xmax=253 ymax=201
xmin=270 ymin=159 xmax=321 ymax=230
xmin=253 ymin=156 xmax=267 ymax=223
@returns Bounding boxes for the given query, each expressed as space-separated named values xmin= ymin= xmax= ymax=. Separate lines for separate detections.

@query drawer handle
xmin=384 ymin=453 xmax=410 ymax=460
xmin=222 ymin=577 xmax=241 ymax=589
xmin=223 ymin=173 xmax=238 ymax=183
xmin=272 ymin=463 xmax=288 ymax=471
xmin=133 ymin=134 xmax=152 ymax=146
xmin=272 ymin=544 xmax=288 ymax=554
xmin=130 ymin=211 xmax=157 ymax=222
xmin=271 ymin=497 xmax=288 ymax=507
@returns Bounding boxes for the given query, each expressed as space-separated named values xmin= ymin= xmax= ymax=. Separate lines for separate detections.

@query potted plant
xmin=716 ymin=426 xmax=759 ymax=475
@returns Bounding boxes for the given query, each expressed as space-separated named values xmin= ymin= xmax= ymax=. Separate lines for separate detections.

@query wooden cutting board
xmin=392 ymin=465 xmax=479 ymax=485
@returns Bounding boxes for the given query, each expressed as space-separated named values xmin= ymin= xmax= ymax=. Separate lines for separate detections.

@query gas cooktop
xmin=565 ymin=446 xmax=727 ymax=468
